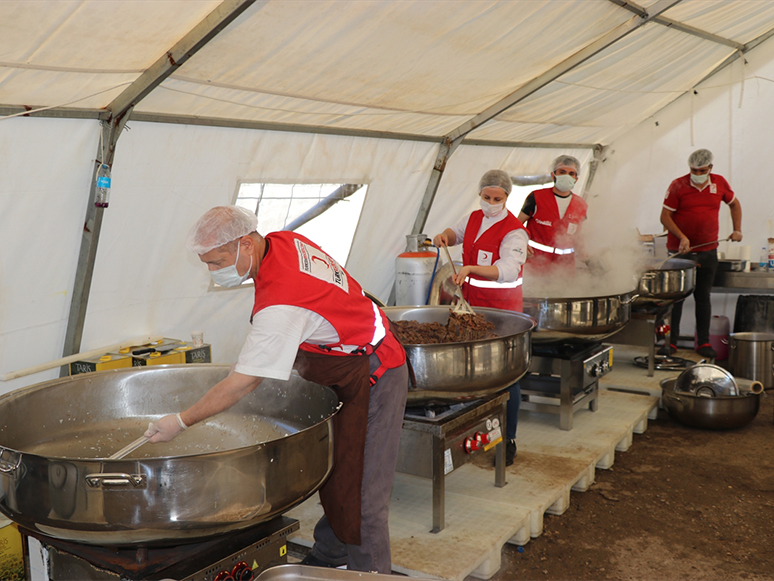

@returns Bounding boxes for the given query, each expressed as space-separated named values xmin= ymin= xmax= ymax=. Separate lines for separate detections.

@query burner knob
xmin=214 ymin=571 xmax=235 ymax=581
xmin=464 ymin=432 xmax=489 ymax=453
xmin=232 ymin=562 xmax=254 ymax=580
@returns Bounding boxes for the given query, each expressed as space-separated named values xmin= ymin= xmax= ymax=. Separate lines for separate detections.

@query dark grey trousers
xmin=309 ymin=355 xmax=408 ymax=573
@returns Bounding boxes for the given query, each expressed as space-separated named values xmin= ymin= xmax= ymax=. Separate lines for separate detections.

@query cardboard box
xmin=0 ymin=520 xmax=24 ymax=581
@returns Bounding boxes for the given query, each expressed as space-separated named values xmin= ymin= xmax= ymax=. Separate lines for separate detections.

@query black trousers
xmin=669 ymin=250 xmax=719 ymax=346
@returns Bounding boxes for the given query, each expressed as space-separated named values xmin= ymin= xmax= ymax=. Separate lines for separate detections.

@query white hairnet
xmin=478 ymin=169 xmax=512 ymax=195
xmin=551 ymin=155 xmax=581 ymax=174
xmin=688 ymin=149 xmax=713 ymax=168
xmin=186 ymin=206 xmax=258 ymax=255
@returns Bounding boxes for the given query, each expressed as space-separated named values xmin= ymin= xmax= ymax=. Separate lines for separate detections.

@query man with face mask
xmin=518 ymin=155 xmax=587 ymax=273
xmin=432 ymin=169 xmax=528 ymax=466
xmin=144 ymin=206 xmax=408 ymax=574
xmin=660 ymin=148 xmax=743 ymax=358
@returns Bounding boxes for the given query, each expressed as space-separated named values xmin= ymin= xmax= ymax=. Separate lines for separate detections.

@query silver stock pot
xmin=0 ymin=365 xmax=340 ymax=546
xmin=522 ymin=290 xmax=638 ymax=344
xmin=634 ymin=258 xmax=697 ymax=309
xmin=383 ymin=306 xmax=534 ymax=404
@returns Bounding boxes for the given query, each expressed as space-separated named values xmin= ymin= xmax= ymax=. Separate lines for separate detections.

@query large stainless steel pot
xmin=661 ymin=378 xmax=760 ymax=430
xmin=383 ymin=306 xmax=534 ymax=404
xmin=634 ymin=258 xmax=697 ymax=309
xmin=728 ymin=332 xmax=774 ymax=389
xmin=522 ymin=290 xmax=637 ymax=344
xmin=0 ymin=365 xmax=340 ymax=546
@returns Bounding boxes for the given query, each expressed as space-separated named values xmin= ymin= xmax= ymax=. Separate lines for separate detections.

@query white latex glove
xmin=144 ymin=413 xmax=187 ymax=443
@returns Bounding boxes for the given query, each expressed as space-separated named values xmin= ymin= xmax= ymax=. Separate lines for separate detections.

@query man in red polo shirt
xmin=660 ymin=149 xmax=743 ymax=358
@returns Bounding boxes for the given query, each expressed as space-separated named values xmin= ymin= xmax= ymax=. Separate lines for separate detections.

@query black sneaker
xmin=658 ymin=343 xmax=677 ymax=356
xmin=696 ymin=343 xmax=717 ymax=359
xmin=300 ymin=554 xmax=344 ymax=569
xmin=505 ymin=440 xmax=517 ymax=466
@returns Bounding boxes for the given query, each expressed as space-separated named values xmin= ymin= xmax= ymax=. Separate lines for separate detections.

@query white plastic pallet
xmin=287 ymin=390 xmax=657 ymax=581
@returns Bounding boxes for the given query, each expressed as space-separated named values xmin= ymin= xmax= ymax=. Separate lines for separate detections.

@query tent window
xmin=236 ymin=182 xmax=367 ymax=267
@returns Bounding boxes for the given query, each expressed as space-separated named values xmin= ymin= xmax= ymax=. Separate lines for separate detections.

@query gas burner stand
xmin=396 ymin=392 xmax=508 ymax=533
xmin=22 ymin=516 xmax=299 ymax=581
xmin=521 ymin=342 xmax=613 ymax=430
xmin=607 ymin=304 xmax=673 ymax=376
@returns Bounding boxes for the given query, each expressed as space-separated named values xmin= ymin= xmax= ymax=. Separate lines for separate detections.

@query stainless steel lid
xmin=674 ymin=363 xmax=739 ymax=397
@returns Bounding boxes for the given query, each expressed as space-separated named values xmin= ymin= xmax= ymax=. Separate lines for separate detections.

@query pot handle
xmin=622 ymin=294 xmax=641 ymax=306
xmin=85 ymin=472 xmax=146 ymax=489
xmin=0 ymin=448 xmax=21 ymax=475
xmin=663 ymin=392 xmax=686 ymax=410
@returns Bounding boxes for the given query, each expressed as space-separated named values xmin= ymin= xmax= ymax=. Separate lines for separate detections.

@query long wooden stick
xmin=0 ymin=335 xmax=163 ymax=381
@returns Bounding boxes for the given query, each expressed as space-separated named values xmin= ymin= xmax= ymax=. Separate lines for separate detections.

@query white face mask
xmin=480 ymin=199 xmax=505 ymax=218
xmin=210 ymin=242 xmax=252 ymax=288
xmin=690 ymin=172 xmax=709 ymax=185
xmin=554 ymin=174 xmax=576 ymax=193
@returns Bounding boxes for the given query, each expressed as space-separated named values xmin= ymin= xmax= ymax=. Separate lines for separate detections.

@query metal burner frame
xmin=22 ymin=516 xmax=299 ymax=580
xmin=607 ymin=305 xmax=673 ymax=376
xmin=521 ymin=344 xmax=613 ymax=430
xmin=396 ymin=392 xmax=508 ymax=533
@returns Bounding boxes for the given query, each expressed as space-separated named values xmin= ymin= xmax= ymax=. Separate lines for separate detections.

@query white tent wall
xmin=0 ymin=116 xmax=98 ymax=394
xmin=71 ymin=121 xmax=439 ymax=381
xmin=590 ymin=34 xmax=774 ymax=337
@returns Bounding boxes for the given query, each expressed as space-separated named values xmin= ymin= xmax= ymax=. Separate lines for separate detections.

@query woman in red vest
xmin=433 ymin=169 xmax=528 ymax=466
xmin=518 ymin=155 xmax=587 ymax=273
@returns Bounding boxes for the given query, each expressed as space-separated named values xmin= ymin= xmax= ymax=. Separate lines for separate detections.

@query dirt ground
xmin=484 ymin=389 xmax=774 ymax=581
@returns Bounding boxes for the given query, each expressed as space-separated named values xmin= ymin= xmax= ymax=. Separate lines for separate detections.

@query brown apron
xmin=293 ymin=349 xmax=371 ymax=546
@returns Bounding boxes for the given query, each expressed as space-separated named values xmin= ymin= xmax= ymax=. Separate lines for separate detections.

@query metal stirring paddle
xmin=108 ymin=435 xmax=150 ymax=460
xmin=442 ymin=245 xmax=476 ymax=314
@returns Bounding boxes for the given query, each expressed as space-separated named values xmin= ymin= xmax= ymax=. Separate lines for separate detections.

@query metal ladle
xmin=441 ymin=245 xmax=476 ymax=315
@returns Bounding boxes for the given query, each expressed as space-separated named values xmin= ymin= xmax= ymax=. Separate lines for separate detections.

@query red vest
xmin=526 ymin=188 xmax=587 ymax=270
xmin=252 ymin=232 xmax=405 ymax=372
xmin=461 ymin=210 xmax=526 ymax=312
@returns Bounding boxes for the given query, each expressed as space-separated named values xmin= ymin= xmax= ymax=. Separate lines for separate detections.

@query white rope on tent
xmin=0 ymin=81 xmax=133 ymax=122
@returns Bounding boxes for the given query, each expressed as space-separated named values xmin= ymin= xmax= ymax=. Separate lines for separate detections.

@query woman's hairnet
xmin=479 ymin=169 xmax=512 ymax=195
xmin=551 ymin=155 xmax=581 ymax=174
xmin=688 ymin=149 xmax=713 ymax=168
xmin=186 ymin=206 xmax=258 ymax=255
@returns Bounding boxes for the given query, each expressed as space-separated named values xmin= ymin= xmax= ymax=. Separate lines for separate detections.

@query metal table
xmin=713 ymin=271 xmax=774 ymax=293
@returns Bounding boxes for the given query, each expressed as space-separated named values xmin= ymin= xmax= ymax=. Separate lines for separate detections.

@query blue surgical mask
xmin=690 ymin=172 xmax=709 ymax=185
xmin=554 ymin=174 xmax=576 ymax=192
xmin=210 ymin=242 xmax=252 ymax=287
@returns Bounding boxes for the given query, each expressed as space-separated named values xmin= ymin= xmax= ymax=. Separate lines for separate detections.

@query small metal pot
xmin=728 ymin=332 xmax=774 ymax=389
xmin=661 ymin=378 xmax=760 ymax=430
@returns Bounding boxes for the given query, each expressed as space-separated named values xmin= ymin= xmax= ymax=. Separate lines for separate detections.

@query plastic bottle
xmin=95 ymin=163 xmax=111 ymax=208
xmin=760 ymin=247 xmax=768 ymax=271
xmin=769 ymin=238 xmax=774 ymax=271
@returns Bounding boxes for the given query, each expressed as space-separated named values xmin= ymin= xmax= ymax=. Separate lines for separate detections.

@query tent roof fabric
xmin=1 ymin=0 xmax=774 ymax=146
